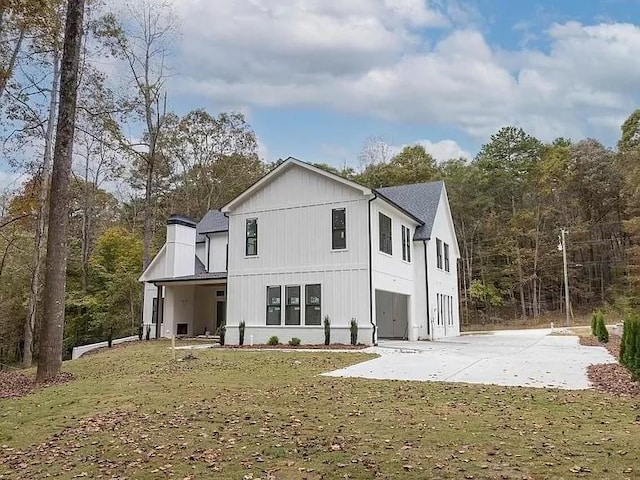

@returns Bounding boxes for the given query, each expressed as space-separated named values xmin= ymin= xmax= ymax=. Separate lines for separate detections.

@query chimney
xmin=165 ymin=214 xmax=196 ymax=278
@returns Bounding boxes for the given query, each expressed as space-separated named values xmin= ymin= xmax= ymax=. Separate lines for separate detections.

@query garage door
xmin=375 ymin=290 xmax=409 ymax=339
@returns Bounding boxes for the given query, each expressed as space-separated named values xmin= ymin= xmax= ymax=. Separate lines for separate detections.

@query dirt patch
xmin=580 ymin=334 xmax=639 ymax=396
xmin=0 ymin=370 xmax=74 ymax=399
xmin=579 ymin=335 xmax=602 ymax=347
xmin=222 ymin=343 xmax=367 ymax=350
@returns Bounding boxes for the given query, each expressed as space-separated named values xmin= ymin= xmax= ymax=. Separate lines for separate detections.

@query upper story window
xmin=436 ymin=238 xmax=443 ymax=269
xmin=444 ymin=242 xmax=450 ymax=272
xmin=246 ymin=218 xmax=258 ymax=256
xmin=379 ymin=213 xmax=392 ymax=255
xmin=332 ymin=208 xmax=346 ymax=250
xmin=402 ymin=225 xmax=411 ymax=262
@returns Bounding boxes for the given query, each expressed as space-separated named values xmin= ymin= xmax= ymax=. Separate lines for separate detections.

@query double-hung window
xmin=266 ymin=286 xmax=281 ymax=325
xmin=379 ymin=213 xmax=392 ymax=255
xmin=332 ymin=208 xmax=346 ymax=250
xmin=285 ymin=286 xmax=301 ymax=325
xmin=402 ymin=225 xmax=411 ymax=262
xmin=444 ymin=243 xmax=450 ymax=272
xmin=436 ymin=238 xmax=443 ymax=269
xmin=305 ymin=284 xmax=321 ymax=325
xmin=246 ymin=218 xmax=258 ymax=256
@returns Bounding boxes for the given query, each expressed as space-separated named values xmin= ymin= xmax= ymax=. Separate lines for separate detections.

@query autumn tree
xmin=36 ymin=0 xmax=85 ymax=383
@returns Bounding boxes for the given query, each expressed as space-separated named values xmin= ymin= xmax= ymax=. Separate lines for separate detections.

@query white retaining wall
xmin=71 ymin=335 xmax=139 ymax=360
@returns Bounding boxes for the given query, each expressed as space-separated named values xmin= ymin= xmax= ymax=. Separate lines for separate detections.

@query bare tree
xmin=36 ymin=0 xmax=85 ymax=383
xmin=99 ymin=0 xmax=177 ymax=268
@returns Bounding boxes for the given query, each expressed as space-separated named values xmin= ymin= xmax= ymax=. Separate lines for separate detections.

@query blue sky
xmin=3 ymin=0 xmax=640 ymax=190
xmin=163 ymin=0 xmax=640 ymax=169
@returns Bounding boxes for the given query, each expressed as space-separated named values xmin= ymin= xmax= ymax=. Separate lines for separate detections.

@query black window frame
xmin=379 ymin=213 xmax=392 ymax=255
xmin=402 ymin=225 xmax=411 ymax=262
xmin=285 ymin=285 xmax=301 ymax=325
xmin=305 ymin=284 xmax=322 ymax=325
xmin=332 ymin=208 xmax=347 ymax=250
xmin=266 ymin=285 xmax=281 ymax=325
xmin=436 ymin=238 xmax=443 ymax=269
xmin=246 ymin=218 xmax=258 ymax=256
xmin=444 ymin=242 xmax=450 ymax=272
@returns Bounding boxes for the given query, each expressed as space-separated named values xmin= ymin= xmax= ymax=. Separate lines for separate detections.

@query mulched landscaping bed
xmin=221 ymin=343 xmax=367 ymax=350
xmin=580 ymin=334 xmax=640 ymax=396
xmin=0 ymin=370 xmax=74 ymax=399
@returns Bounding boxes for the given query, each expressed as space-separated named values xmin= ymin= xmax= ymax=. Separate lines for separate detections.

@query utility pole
xmin=561 ymin=229 xmax=570 ymax=327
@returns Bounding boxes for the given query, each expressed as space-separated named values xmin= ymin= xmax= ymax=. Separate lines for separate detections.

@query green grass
xmin=1 ymin=341 xmax=639 ymax=479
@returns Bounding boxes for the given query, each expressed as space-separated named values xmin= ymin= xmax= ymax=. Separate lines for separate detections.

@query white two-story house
xmin=139 ymin=158 xmax=460 ymax=344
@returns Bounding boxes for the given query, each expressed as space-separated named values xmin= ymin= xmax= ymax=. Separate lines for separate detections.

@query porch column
xmin=156 ymin=285 xmax=164 ymax=339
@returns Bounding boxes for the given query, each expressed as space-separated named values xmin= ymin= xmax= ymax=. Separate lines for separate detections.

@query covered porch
xmin=149 ymin=273 xmax=227 ymax=339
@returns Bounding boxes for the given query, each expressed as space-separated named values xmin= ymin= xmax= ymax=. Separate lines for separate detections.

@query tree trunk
xmin=22 ymin=47 xmax=60 ymax=368
xmin=36 ymin=0 xmax=85 ymax=383
xmin=0 ymin=24 xmax=25 ymax=102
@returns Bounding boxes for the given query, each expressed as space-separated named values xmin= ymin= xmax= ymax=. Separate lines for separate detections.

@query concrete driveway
xmin=324 ymin=328 xmax=616 ymax=390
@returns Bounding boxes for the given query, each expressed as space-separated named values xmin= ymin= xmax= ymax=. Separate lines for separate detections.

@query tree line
xmin=1 ymin=1 xmax=639 ymax=374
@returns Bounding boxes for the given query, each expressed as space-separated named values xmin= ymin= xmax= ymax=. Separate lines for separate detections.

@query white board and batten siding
xmin=426 ymin=188 xmax=460 ymax=339
xmin=208 ymin=232 xmax=228 ymax=272
xmin=370 ymin=199 xmax=427 ymax=341
xmin=225 ymin=164 xmax=372 ymax=345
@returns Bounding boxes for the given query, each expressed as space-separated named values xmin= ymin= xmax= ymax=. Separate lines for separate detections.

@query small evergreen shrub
xmin=138 ymin=325 xmax=143 ymax=341
xmin=289 ymin=337 xmax=301 ymax=346
xmin=145 ymin=325 xmax=151 ymax=341
xmin=324 ymin=315 xmax=331 ymax=345
xmin=620 ymin=313 xmax=640 ymax=380
xmin=591 ymin=311 xmax=599 ymax=336
xmin=107 ymin=328 xmax=113 ymax=348
xmin=239 ymin=321 xmax=246 ymax=346
xmin=268 ymin=336 xmax=279 ymax=346
xmin=219 ymin=324 xmax=226 ymax=346
xmin=350 ymin=318 xmax=358 ymax=345
xmin=596 ymin=313 xmax=609 ymax=343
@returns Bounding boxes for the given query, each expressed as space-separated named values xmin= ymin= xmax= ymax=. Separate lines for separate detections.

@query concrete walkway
xmin=324 ymin=329 xmax=617 ymax=390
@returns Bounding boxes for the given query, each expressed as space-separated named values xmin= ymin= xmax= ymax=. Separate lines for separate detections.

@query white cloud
xmin=414 ymin=139 xmax=471 ymax=161
xmin=168 ymin=1 xmax=640 ymax=145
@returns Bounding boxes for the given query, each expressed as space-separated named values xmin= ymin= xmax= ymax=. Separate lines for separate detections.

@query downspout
xmin=423 ymin=240 xmax=431 ymax=340
xmin=205 ymin=234 xmax=211 ymax=272
xmin=368 ymin=194 xmax=377 ymax=346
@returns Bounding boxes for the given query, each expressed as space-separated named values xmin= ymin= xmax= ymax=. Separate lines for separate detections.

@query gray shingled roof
xmin=195 ymin=257 xmax=206 ymax=275
xmin=197 ymin=210 xmax=229 ymax=235
xmin=375 ymin=181 xmax=444 ymax=240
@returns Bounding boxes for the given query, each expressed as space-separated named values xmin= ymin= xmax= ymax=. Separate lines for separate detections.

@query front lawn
xmin=1 ymin=341 xmax=638 ymax=479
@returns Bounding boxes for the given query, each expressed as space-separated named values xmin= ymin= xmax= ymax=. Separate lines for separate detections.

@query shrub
xmin=289 ymin=337 xmax=301 ymax=346
xmin=596 ymin=313 xmax=609 ymax=343
xmin=591 ymin=311 xmax=599 ymax=336
xmin=268 ymin=336 xmax=279 ymax=346
xmin=145 ymin=325 xmax=151 ymax=341
xmin=350 ymin=318 xmax=358 ymax=345
xmin=138 ymin=324 xmax=143 ymax=341
xmin=239 ymin=321 xmax=246 ymax=346
xmin=621 ymin=313 xmax=640 ymax=380
xmin=219 ymin=324 xmax=226 ymax=346
xmin=324 ymin=315 xmax=331 ymax=345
